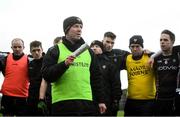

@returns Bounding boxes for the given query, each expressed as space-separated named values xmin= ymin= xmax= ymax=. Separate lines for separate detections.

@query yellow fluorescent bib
xmin=126 ymin=54 xmax=156 ymax=99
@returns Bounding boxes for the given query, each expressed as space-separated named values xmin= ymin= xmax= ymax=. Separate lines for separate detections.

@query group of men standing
xmin=0 ymin=39 xmax=51 ymax=116
xmin=0 ymin=16 xmax=180 ymax=116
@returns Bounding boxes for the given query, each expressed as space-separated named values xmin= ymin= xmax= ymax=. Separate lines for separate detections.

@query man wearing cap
xmin=90 ymin=40 xmax=121 ymax=116
xmin=41 ymin=16 xmax=106 ymax=116
xmin=121 ymin=35 xmax=156 ymax=116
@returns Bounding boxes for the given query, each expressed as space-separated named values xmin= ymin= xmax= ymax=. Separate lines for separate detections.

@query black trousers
xmin=51 ymin=100 xmax=99 ymax=116
xmin=174 ymin=94 xmax=180 ymax=116
xmin=1 ymin=95 xmax=28 ymax=116
xmin=154 ymin=99 xmax=175 ymax=116
xmin=124 ymin=98 xmax=154 ymax=116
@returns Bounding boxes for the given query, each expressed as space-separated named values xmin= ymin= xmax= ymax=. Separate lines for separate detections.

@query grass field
xmin=117 ymin=110 xmax=124 ymax=117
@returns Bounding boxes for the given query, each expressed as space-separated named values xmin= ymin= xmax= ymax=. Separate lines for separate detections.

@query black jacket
xmin=0 ymin=52 xmax=9 ymax=73
xmin=28 ymin=53 xmax=51 ymax=100
xmin=154 ymin=45 xmax=180 ymax=99
xmin=103 ymin=49 xmax=129 ymax=70
xmin=0 ymin=52 xmax=26 ymax=75
xmin=96 ymin=53 xmax=122 ymax=107
xmin=103 ymin=49 xmax=129 ymax=90
xmin=28 ymin=56 xmax=43 ymax=99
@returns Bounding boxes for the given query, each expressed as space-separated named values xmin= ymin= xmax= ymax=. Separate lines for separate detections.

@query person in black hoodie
xmin=41 ymin=16 xmax=106 ymax=116
xmin=27 ymin=40 xmax=51 ymax=115
xmin=90 ymin=40 xmax=122 ymax=116
xmin=102 ymin=32 xmax=129 ymax=115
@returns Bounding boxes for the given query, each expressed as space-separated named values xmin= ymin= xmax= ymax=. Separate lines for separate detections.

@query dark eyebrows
xmin=13 ymin=46 xmax=23 ymax=48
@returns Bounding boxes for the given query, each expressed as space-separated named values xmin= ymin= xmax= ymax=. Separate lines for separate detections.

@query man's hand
xmin=144 ymin=49 xmax=152 ymax=54
xmin=148 ymin=57 xmax=154 ymax=68
xmin=112 ymin=100 xmax=119 ymax=111
xmin=37 ymin=99 xmax=48 ymax=115
xmin=65 ymin=55 xmax=75 ymax=66
xmin=148 ymin=50 xmax=162 ymax=68
xmin=98 ymin=103 xmax=107 ymax=114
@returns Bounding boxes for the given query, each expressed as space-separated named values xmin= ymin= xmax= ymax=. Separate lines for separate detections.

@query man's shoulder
xmin=48 ymin=45 xmax=58 ymax=51
xmin=46 ymin=45 xmax=59 ymax=56
xmin=0 ymin=51 xmax=9 ymax=56
xmin=112 ymin=49 xmax=129 ymax=55
xmin=173 ymin=45 xmax=180 ymax=53
xmin=27 ymin=55 xmax=34 ymax=63
xmin=0 ymin=52 xmax=9 ymax=60
xmin=154 ymin=53 xmax=163 ymax=60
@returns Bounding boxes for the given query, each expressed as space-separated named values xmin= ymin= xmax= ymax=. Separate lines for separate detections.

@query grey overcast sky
xmin=0 ymin=0 xmax=180 ymax=89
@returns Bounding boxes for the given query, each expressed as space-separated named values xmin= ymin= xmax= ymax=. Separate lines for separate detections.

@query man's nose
xmin=15 ymin=47 xmax=20 ymax=51
xmin=35 ymin=50 xmax=39 ymax=54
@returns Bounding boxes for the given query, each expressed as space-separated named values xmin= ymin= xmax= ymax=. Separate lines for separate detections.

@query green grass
xmin=117 ymin=110 xmax=124 ymax=117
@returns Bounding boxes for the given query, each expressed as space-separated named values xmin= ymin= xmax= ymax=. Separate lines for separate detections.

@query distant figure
xmin=53 ymin=37 xmax=62 ymax=45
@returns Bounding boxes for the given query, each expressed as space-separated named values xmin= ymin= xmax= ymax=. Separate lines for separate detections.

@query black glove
xmin=0 ymin=105 xmax=5 ymax=113
xmin=112 ymin=100 xmax=119 ymax=111
xmin=37 ymin=99 xmax=49 ymax=115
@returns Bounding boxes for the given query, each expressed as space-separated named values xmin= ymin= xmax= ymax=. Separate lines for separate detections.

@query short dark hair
xmin=53 ymin=37 xmax=62 ymax=45
xmin=104 ymin=31 xmax=116 ymax=40
xmin=30 ymin=40 xmax=42 ymax=51
xmin=90 ymin=40 xmax=104 ymax=51
xmin=161 ymin=29 xmax=175 ymax=43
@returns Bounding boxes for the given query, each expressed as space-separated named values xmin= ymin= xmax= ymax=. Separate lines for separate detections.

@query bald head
xmin=11 ymin=38 xmax=25 ymax=56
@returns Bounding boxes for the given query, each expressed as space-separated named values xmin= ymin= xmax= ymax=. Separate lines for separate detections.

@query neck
xmin=132 ymin=52 xmax=143 ymax=60
xmin=13 ymin=53 xmax=24 ymax=60
xmin=162 ymin=48 xmax=172 ymax=56
xmin=66 ymin=36 xmax=75 ymax=44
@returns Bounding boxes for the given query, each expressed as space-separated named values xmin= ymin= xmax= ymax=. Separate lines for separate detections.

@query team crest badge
xmin=102 ymin=65 xmax=106 ymax=69
xmin=133 ymin=39 xmax=137 ymax=42
xmin=77 ymin=18 xmax=81 ymax=22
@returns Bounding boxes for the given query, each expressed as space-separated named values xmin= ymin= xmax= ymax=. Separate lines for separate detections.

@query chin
xmin=76 ymin=36 xmax=81 ymax=39
xmin=107 ymin=48 xmax=112 ymax=52
xmin=161 ymin=48 xmax=166 ymax=51
xmin=133 ymin=53 xmax=140 ymax=57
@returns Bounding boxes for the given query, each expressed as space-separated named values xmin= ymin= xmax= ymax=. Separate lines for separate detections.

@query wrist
xmin=39 ymin=99 xmax=45 ymax=102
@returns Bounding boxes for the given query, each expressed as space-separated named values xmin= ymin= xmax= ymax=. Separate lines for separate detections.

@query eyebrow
xmin=31 ymin=49 xmax=41 ymax=51
xmin=13 ymin=46 xmax=22 ymax=48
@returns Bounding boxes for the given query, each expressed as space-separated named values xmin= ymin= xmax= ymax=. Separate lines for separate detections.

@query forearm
xmin=42 ymin=61 xmax=68 ymax=82
xmin=111 ymin=72 xmax=122 ymax=100
xmin=39 ymin=79 xmax=48 ymax=99
xmin=150 ymin=50 xmax=162 ymax=59
xmin=90 ymin=64 xmax=105 ymax=103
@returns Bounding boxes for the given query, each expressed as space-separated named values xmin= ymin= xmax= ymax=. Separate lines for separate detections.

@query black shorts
xmin=124 ymin=98 xmax=154 ymax=116
xmin=1 ymin=95 xmax=28 ymax=116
